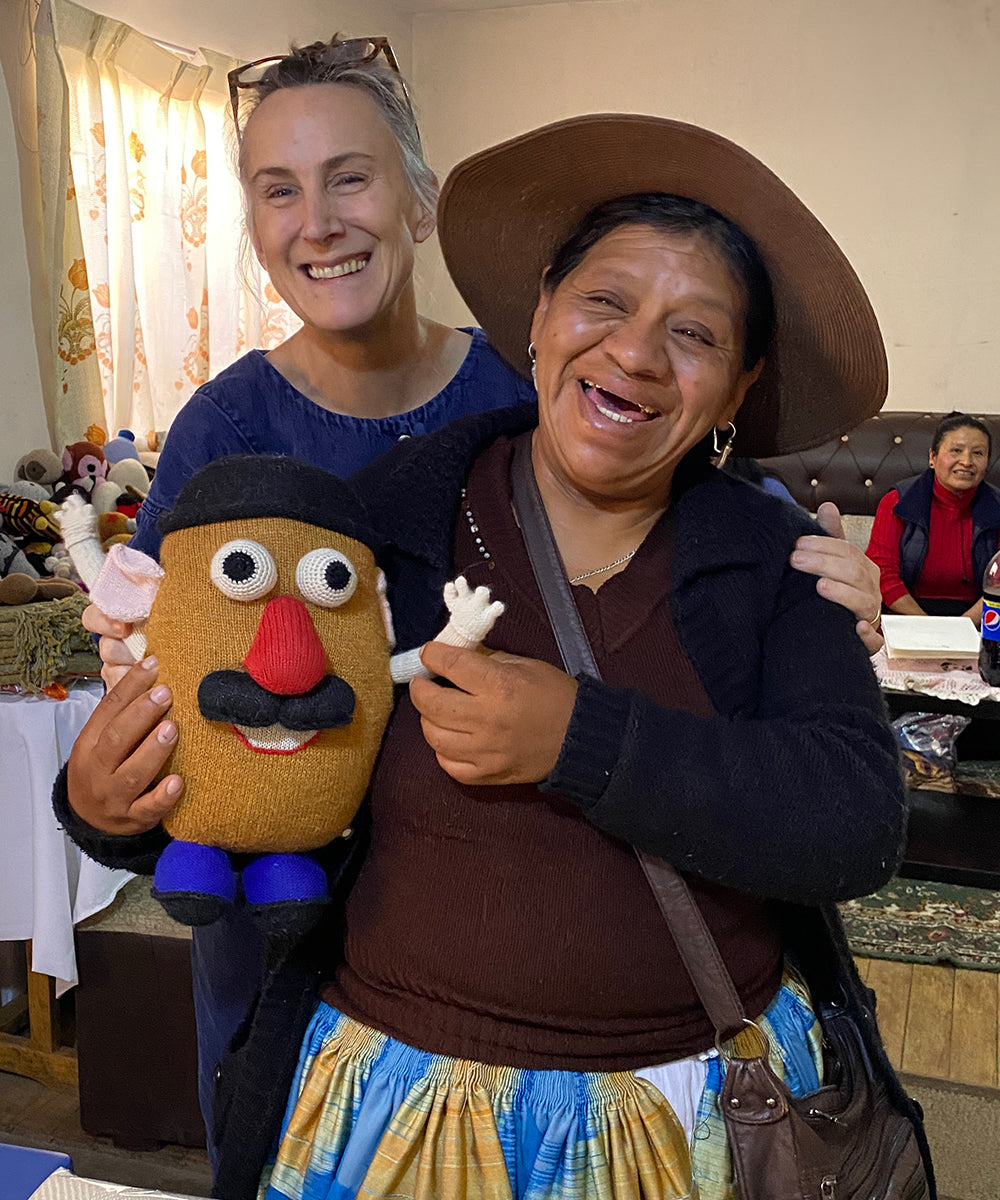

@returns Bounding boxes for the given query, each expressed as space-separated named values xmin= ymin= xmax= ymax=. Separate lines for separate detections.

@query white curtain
xmin=6 ymin=0 xmax=300 ymax=449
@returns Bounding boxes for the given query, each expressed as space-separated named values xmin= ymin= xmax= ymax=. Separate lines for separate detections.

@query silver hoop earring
xmin=528 ymin=341 xmax=537 ymax=389
xmin=710 ymin=422 xmax=736 ymax=469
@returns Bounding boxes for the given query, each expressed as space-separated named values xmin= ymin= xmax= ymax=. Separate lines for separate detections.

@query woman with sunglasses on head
xmin=62 ymin=115 xmax=930 ymax=1200
xmin=79 ymin=34 xmax=535 ymax=1158
xmin=120 ymin=35 xmax=534 ymax=565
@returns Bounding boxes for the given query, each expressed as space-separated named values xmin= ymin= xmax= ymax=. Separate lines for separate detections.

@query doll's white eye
xmin=210 ymin=539 xmax=278 ymax=601
xmin=297 ymin=549 xmax=357 ymax=608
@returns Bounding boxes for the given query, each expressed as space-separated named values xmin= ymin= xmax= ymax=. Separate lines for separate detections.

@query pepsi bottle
xmin=979 ymin=549 xmax=1000 ymax=685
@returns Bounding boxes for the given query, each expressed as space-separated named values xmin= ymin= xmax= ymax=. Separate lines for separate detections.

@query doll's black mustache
xmin=197 ymin=670 xmax=356 ymax=730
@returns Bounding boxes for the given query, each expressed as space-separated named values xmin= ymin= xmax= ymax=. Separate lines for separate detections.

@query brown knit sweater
xmin=324 ymin=435 xmax=781 ymax=1069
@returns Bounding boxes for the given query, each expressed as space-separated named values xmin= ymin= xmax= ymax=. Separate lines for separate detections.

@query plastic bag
xmin=892 ymin=711 xmax=970 ymax=791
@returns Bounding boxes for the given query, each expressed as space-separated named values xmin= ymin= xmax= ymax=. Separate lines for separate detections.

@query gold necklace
xmin=569 ymin=549 xmax=637 ymax=584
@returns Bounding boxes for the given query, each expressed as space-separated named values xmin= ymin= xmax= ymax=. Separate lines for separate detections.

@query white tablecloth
xmin=0 ymin=681 xmax=132 ymax=994
xmin=874 ymin=647 xmax=1000 ymax=705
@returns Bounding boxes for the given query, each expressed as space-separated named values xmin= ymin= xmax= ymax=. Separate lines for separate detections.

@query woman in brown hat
xmin=60 ymin=115 xmax=928 ymax=1200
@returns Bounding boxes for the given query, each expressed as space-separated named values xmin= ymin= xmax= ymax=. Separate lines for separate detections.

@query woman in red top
xmin=866 ymin=412 xmax=1000 ymax=622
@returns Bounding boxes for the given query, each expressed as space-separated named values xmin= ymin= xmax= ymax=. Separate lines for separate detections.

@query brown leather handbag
xmin=637 ymin=853 xmax=930 ymax=1200
xmin=510 ymin=437 xmax=931 ymax=1200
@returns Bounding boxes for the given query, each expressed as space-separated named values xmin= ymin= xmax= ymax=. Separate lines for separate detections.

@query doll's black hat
xmin=159 ymin=454 xmax=381 ymax=550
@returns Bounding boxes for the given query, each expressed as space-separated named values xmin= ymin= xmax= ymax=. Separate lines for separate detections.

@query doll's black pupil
xmin=325 ymin=561 xmax=351 ymax=592
xmin=224 ymin=550 xmax=257 ymax=583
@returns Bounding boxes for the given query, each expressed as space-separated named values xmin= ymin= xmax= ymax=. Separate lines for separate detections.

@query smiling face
xmin=242 ymin=82 xmax=435 ymax=338
xmin=529 ymin=224 xmax=763 ymax=510
xmin=930 ymin=426 xmax=991 ymax=494
xmin=146 ymin=517 xmax=395 ymax=854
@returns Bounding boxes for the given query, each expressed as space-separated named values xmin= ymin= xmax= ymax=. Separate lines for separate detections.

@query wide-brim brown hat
xmin=438 ymin=114 xmax=887 ymax=458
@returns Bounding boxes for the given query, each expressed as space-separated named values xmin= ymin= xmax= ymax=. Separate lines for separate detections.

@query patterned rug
xmin=840 ymin=878 xmax=1000 ymax=971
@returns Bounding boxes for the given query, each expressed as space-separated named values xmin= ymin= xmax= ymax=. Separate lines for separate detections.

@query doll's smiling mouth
xmin=232 ymin=723 xmax=321 ymax=755
xmin=580 ymin=380 xmax=659 ymax=424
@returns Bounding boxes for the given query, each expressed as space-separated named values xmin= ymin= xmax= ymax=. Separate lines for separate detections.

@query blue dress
xmin=133 ymin=330 xmax=534 ymax=558
xmin=131 ymin=329 xmax=534 ymax=1157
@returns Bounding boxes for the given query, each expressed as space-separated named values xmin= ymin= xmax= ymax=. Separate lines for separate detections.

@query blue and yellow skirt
xmin=263 ymin=969 xmax=822 ymax=1200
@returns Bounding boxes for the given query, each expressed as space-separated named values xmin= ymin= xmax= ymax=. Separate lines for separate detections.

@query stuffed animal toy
xmin=0 ymin=491 xmax=64 ymax=577
xmin=0 ymin=492 xmax=61 ymax=544
xmin=97 ymin=511 xmax=135 ymax=547
xmin=14 ymin=449 xmax=63 ymax=494
xmin=2 ymin=480 xmax=51 ymax=503
xmin=90 ymin=457 xmax=149 ymax=516
xmin=58 ymin=440 xmax=107 ymax=497
xmin=45 ymin=543 xmax=81 ymax=584
xmin=0 ymin=572 xmax=79 ymax=604
xmin=59 ymin=455 xmax=503 ymax=929
xmin=137 ymin=431 xmax=162 ymax=471
xmin=0 ymin=503 xmax=80 ymax=603
xmin=0 ymin=522 xmax=38 ymax=581
xmin=103 ymin=430 xmax=142 ymax=465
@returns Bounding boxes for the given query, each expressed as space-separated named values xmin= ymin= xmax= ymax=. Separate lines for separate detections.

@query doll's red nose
xmin=243 ymin=594 xmax=327 ymax=695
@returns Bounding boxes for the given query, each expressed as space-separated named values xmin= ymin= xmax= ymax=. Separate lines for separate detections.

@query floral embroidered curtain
xmin=5 ymin=0 xmax=300 ymax=451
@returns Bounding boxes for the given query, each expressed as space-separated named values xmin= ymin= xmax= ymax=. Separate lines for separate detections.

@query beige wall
xmin=71 ymin=0 xmax=412 ymax=70
xmin=2 ymin=0 xmax=998 ymax=480
xmin=411 ymin=0 xmax=1000 ymax=415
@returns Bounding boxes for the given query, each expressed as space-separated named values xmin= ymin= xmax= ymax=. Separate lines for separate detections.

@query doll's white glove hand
xmin=437 ymin=576 xmax=505 ymax=649
xmin=388 ymin=577 xmax=505 ymax=683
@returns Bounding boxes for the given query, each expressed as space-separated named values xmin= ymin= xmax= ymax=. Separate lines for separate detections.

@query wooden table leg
xmin=27 ymin=945 xmax=60 ymax=1054
xmin=0 ymin=942 xmax=77 ymax=1086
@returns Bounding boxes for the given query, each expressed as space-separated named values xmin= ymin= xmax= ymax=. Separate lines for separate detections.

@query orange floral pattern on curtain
xmin=34 ymin=0 xmax=300 ymax=442
xmin=58 ymin=257 xmax=95 ymax=366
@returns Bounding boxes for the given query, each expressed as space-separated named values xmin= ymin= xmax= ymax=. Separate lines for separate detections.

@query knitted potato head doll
xmin=59 ymin=455 xmax=503 ymax=929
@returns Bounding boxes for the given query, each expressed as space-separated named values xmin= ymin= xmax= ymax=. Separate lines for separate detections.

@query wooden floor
xmin=855 ymin=955 xmax=1000 ymax=1087
xmin=0 ymin=1066 xmax=212 ymax=1195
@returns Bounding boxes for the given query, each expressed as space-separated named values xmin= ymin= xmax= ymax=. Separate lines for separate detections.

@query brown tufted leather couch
xmin=757 ymin=411 xmax=1000 ymax=521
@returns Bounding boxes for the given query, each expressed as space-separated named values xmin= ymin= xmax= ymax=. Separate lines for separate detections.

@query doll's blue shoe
xmin=151 ymin=840 xmax=237 ymax=926
xmin=242 ymin=853 xmax=330 ymax=944
xmin=242 ymin=853 xmax=329 ymax=904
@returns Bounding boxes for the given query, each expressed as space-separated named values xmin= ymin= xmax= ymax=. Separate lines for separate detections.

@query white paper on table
xmin=881 ymin=614 xmax=980 ymax=659
xmin=30 ymin=1167 xmax=203 ymax=1199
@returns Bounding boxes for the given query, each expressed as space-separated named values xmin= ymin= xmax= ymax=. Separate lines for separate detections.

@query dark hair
xmin=236 ymin=37 xmax=436 ymax=219
xmin=931 ymin=411 xmax=992 ymax=457
xmin=543 ymin=193 xmax=774 ymax=371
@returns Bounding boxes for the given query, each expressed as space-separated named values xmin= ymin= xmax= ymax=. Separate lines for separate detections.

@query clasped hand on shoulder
xmin=789 ymin=502 xmax=884 ymax=655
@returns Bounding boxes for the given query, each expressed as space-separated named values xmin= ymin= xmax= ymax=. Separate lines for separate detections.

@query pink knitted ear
xmin=90 ymin=543 xmax=164 ymax=622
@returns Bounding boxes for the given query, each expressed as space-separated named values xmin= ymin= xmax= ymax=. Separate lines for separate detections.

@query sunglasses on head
xmin=228 ymin=38 xmax=407 ymax=138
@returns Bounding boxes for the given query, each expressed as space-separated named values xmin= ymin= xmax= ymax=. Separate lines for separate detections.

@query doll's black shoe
xmin=151 ymin=840 xmax=237 ymax=926
xmin=243 ymin=853 xmax=330 ymax=950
